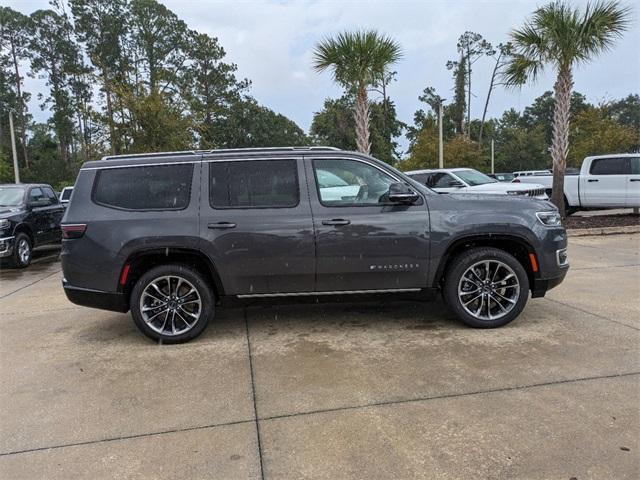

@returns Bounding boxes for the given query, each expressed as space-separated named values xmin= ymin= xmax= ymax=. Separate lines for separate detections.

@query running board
xmin=237 ymin=288 xmax=422 ymax=299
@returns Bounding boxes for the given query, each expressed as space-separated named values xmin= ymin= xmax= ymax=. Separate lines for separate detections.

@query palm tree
xmin=504 ymin=1 xmax=630 ymax=217
xmin=313 ymin=30 xmax=402 ymax=154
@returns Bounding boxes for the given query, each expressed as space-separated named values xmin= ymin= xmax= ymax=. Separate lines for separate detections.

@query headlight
xmin=0 ymin=219 xmax=10 ymax=230
xmin=507 ymin=190 xmax=526 ymax=196
xmin=536 ymin=211 xmax=562 ymax=226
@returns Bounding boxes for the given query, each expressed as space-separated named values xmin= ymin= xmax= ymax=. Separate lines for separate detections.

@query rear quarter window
xmin=93 ymin=164 xmax=194 ymax=210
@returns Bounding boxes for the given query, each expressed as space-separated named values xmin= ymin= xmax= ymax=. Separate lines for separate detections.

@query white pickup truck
xmin=514 ymin=154 xmax=640 ymax=213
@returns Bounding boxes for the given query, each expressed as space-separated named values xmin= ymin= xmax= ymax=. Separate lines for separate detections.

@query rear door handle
xmin=630 ymin=178 xmax=640 ymax=182
xmin=208 ymin=222 xmax=237 ymax=229
xmin=587 ymin=179 xmax=599 ymax=182
xmin=322 ymin=219 xmax=351 ymax=226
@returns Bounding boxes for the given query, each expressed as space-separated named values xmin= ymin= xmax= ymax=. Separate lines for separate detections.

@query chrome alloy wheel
xmin=457 ymin=260 xmax=520 ymax=321
xmin=139 ymin=275 xmax=202 ymax=336
xmin=18 ymin=238 xmax=31 ymax=265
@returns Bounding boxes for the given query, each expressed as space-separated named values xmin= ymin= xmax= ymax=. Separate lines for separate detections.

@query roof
xmin=81 ymin=146 xmax=372 ymax=170
xmin=0 ymin=183 xmax=52 ymax=188
xmin=99 ymin=146 xmax=341 ymax=162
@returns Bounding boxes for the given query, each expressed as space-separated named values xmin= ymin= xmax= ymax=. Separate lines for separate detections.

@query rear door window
xmin=590 ymin=158 xmax=630 ymax=175
xmin=93 ymin=164 xmax=193 ymax=210
xmin=209 ymin=159 xmax=299 ymax=208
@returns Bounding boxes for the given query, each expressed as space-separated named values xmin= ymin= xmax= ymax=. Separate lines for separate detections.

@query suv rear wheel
xmin=130 ymin=264 xmax=214 ymax=343
xmin=444 ymin=247 xmax=529 ymax=328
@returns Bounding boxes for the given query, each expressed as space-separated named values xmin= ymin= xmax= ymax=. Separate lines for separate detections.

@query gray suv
xmin=61 ymin=147 xmax=569 ymax=343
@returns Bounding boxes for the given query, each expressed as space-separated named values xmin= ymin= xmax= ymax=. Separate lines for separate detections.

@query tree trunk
xmin=10 ymin=40 xmax=29 ymax=168
xmin=466 ymin=50 xmax=471 ymax=140
xmin=479 ymin=51 xmax=502 ymax=148
xmin=550 ymin=66 xmax=573 ymax=218
xmin=354 ymin=85 xmax=371 ymax=154
xmin=103 ymin=73 xmax=117 ymax=155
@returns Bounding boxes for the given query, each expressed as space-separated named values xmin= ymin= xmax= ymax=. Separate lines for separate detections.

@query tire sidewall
xmin=130 ymin=264 xmax=214 ymax=343
xmin=13 ymin=233 xmax=32 ymax=268
xmin=444 ymin=248 xmax=529 ymax=328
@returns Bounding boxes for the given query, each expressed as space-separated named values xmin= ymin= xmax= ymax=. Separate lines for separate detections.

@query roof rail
xmin=200 ymin=146 xmax=341 ymax=154
xmin=101 ymin=146 xmax=341 ymax=161
xmin=101 ymin=151 xmax=199 ymax=161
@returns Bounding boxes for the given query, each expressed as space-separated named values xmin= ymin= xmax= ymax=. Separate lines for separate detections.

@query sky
xmin=7 ymin=0 xmax=640 ymax=153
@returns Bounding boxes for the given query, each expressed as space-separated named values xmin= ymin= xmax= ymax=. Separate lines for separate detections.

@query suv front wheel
xmin=130 ymin=264 xmax=214 ymax=343
xmin=444 ymin=247 xmax=529 ymax=328
xmin=10 ymin=233 xmax=32 ymax=268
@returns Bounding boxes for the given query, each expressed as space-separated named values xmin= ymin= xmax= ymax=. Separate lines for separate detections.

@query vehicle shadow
xmin=78 ymin=298 xmax=462 ymax=347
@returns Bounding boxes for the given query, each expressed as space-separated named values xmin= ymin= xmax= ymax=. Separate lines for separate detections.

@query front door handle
xmin=630 ymin=178 xmax=640 ymax=182
xmin=587 ymin=179 xmax=599 ymax=182
xmin=322 ymin=219 xmax=351 ymax=226
xmin=208 ymin=222 xmax=237 ymax=229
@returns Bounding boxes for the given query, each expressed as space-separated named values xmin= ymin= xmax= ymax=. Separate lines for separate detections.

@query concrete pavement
xmin=0 ymin=235 xmax=638 ymax=479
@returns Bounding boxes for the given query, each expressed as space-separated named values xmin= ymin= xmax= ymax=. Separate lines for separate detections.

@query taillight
xmin=61 ymin=224 xmax=87 ymax=239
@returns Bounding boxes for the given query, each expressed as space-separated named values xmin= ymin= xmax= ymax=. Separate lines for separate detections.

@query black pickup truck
xmin=0 ymin=183 xmax=65 ymax=268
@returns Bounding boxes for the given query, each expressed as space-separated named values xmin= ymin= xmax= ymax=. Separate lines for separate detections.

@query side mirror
xmin=450 ymin=181 xmax=464 ymax=188
xmin=388 ymin=182 xmax=419 ymax=204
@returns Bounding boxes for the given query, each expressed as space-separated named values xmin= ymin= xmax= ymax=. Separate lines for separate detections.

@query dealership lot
xmin=0 ymin=235 xmax=638 ymax=479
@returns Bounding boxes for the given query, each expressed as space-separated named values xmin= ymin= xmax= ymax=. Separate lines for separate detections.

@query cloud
xmin=7 ymin=0 xmax=640 ymax=153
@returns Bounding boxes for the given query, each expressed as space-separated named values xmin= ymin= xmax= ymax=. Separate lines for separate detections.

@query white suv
xmin=406 ymin=168 xmax=548 ymax=199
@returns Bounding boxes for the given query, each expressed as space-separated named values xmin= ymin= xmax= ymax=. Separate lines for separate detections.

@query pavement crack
xmin=3 ymin=372 xmax=638 ymax=458
xmin=244 ymin=308 xmax=266 ymax=480
xmin=258 ymin=371 xmax=640 ymax=423
xmin=0 ymin=418 xmax=254 ymax=458
xmin=0 ymin=269 xmax=61 ymax=300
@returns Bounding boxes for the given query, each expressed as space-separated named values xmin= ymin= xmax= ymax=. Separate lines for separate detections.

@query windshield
xmin=0 ymin=186 xmax=26 ymax=206
xmin=453 ymin=169 xmax=497 ymax=187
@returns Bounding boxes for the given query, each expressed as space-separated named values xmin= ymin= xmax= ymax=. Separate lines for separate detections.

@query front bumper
xmin=63 ymin=279 xmax=129 ymax=313
xmin=531 ymin=268 xmax=568 ymax=298
xmin=529 ymin=227 xmax=569 ymax=298
xmin=0 ymin=236 xmax=15 ymax=258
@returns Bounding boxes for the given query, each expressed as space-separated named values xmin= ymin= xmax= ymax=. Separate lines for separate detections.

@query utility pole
xmin=9 ymin=110 xmax=20 ymax=184
xmin=438 ymin=102 xmax=444 ymax=169
xmin=491 ymin=138 xmax=495 ymax=174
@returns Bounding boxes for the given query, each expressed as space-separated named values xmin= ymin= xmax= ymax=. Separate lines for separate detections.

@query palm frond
xmin=575 ymin=0 xmax=631 ymax=63
xmin=502 ymin=54 xmax=545 ymax=87
xmin=507 ymin=0 xmax=630 ymax=72
xmin=312 ymin=30 xmax=402 ymax=89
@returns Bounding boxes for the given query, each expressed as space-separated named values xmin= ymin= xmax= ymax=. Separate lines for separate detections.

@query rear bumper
xmin=63 ymin=279 xmax=129 ymax=313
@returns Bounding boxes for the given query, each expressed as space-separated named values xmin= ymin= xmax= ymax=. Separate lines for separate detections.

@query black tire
xmin=564 ymin=197 xmax=577 ymax=216
xmin=443 ymin=247 xmax=529 ymax=328
xmin=10 ymin=232 xmax=32 ymax=268
xmin=130 ymin=264 xmax=214 ymax=344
